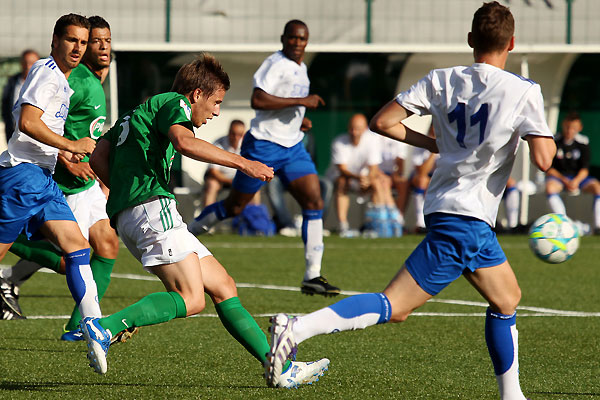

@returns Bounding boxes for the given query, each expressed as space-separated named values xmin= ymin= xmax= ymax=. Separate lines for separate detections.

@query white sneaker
xmin=265 ymin=313 xmax=298 ymax=387
xmin=279 ymin=226 xmax=299 ymax=237
xmin=276 ymin=359 xmax=330 ymax=388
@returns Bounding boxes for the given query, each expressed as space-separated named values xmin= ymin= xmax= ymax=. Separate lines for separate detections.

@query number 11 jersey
xmin=396 ymin=62 xmax=553 ymax=227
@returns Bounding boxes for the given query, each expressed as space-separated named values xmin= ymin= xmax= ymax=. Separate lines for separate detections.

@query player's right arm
xmin=19 ymin=104 xmax=95 ymax=160
xmin=168 ymin=124 xmax=274 ymax=182
xmin=525 ymin=135 xmax=556 ymax=172
xmin=250 ymin=88 xmax=324 ymax=110
xmin=89 ymin=137 xmax=111 ymax=188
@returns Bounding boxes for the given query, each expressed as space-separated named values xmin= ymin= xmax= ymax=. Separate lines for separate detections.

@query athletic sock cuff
xmin=65 ymin=248 xmax=91 ymax=261
xmin=215 ymin=200 xmax=229 ymax=220
xmin=90 ymin=254 xmax=117 ymax=266
xmin=486 ymin=307 xmax=516 ymax=323
xmin=215 ymin=296 xmax=242 ymax=312
xmin=302 ymin=209 xmax=323 ymax=220
xmin=168 ymin=291 xmax=187 ymax=318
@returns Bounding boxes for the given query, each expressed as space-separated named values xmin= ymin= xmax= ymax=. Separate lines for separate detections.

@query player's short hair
xmin=230 ymin=119 xmax=245 ymax=129
xmin=20 ymin=49 xmax=39 ymax=60
xmin=88 ymin=15 xmax=110 ymax=31
xmin=563 ymin=111 xmax=581 ymax=123
xmin=283 ymin=19 xmax=308 ymax=36
xmin=471 ymin=1 xmax=514 ymax=54
xmin=171 ymin=53 xmax=230 ymax=97
xmin=53 ymin=13 xmax=90 ymax=39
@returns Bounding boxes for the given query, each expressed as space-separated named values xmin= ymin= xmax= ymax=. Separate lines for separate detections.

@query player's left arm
xmin=370 ymin=100 xmax=438 ymax=153
xmin=168 ymin=124 xmax=274 ymax=181
xmin=89 ymin=138 xmax=111 ymax=188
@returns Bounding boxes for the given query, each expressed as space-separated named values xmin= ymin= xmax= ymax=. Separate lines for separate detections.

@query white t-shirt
xmin=0 ymin=57 xmax=73 ymax=172
xmin=327 ymin=130 xmax=382 ymax=180
xmin=249 ymin=51 xmax=310 ymax=148
xmin=377 ymin=133 xmax=408 ymax=174
xmin=206 ymin=135 xmax=241 ymax=181
xmin=396 ymin=63 xmax=553 ymax=226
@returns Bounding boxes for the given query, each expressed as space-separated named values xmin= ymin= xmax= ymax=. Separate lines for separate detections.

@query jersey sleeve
xmin=395 ymin=71 xmax=434 ymax=116
xmin=156 ymin=97 xmax=194 ymax=135
xmin=19 ymin=64 xmax=59 ymax=112
xmin=253 ymin=58 xmax=281 ymax=95
xmin=513 ymin=84 xmax=553 ymax=139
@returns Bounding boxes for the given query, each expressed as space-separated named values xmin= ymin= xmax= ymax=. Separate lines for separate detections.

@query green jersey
xmin=103 ymin=92 xmax=193 ymax=219
xmin=53 ymin=64 xmax=106 ymax=195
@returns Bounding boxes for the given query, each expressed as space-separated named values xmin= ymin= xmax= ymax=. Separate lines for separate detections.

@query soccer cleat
xmin=110 ymin=326 xmax=139 ymax=345
xmin=301 ymin=276 xmax=340 ymax=297
xmin=61 ymin=328 xmax=84 ymax=341
xmin=275 ymin=359 xmax=330 ymax=389
xmin=80 ymin=317 xmax=110 ymax=375
xmin=265 ymin=313 xmax=298 ymax=387
xmin=0 ymin=277 xmax=25 ymax=319
xmin=187 ymin=216 xmax=211 ymax=236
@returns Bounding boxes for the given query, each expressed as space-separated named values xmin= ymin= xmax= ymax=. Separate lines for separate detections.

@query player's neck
xmin=473 ymin=51 xmax=509 ymax=70
xmin=49 ymin=53 xmax=73 ymax=78
xmin=83 ymin=62 xmax=109 ymax=83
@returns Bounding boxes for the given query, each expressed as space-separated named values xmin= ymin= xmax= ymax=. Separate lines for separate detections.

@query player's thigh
xmin=204 ymin=177 xmax=222 ymax=194
xmin=463 ymin=260 xmax=521 ymax=315
xmin=288 ymin=173 xmax=323 ymax=210
xmin=581 ymin=178 xmax=600 ymax=195
xmin=224 ymin=187 xmax=259 ymax=215
xmin=40 ymin=219 xmax=89 ymax=254
xmin=88 ymin=218 xmax=119 ymax=259
xmin=383 ymin=265 xmax=432 ymax=322
xmin=197 ymin=255 xmax=238 ymax=304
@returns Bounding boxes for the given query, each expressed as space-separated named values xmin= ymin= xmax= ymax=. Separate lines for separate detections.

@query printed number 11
xmin=447 ymin=102 xmax=489 ymax=148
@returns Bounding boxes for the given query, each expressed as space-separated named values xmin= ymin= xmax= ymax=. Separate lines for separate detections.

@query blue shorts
xmin=0 ymin=163 xmax=75 ymax=243
xmin=232 ymin=132 xmax=317 ymax=194
xmin=546 ymin=174 xmax=596 ymax=189
xmin=405 ymin=212 xmax=506 ymax=296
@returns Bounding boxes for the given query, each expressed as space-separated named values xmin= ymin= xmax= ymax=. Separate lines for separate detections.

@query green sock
xmin=65 ymin=254 xmax=116 ymax=332
xmin=215 ymin=297 xmax=279 ymax=366
xmin=98 ymin=291 xmax=186 ymax=337
xmin=9 ymin=235 xmax=62 ymax=272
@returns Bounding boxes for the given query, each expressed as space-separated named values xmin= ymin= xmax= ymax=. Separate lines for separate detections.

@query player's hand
xmin=359 ymin=175 xmax=371 ymax=190
xmin=565 ymin=180 xmax=579 ymax=192
xmin=68 ymin=137 xmax=96 ymax=157
xmin=242 ymin=160 xmax=274 ymax=182
xmin=301 ymin=117 xmax=312 ymax=132
xmin=63 ymin=159 xmax=97 ymax=181
xmin=302 ymin=94 xmax=325 ymax=109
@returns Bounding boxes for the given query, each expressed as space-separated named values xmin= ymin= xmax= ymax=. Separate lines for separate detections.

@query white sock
xmin=547 ymin=194 xmax=566 ymax=215
xmin=76 ymin=264 xmax=102 ymax=318
xmin=505 ymin=189 xmax=519 ymax=228
xmin=496 ymin=326 xmax=527 ymax=400
xmin=304 ymin=218 xmax=323 ymax=281
xmin=414 ymin=192 xmax=425 ymax=228
xmin=1 ymin=259 xmax=44 ymax=287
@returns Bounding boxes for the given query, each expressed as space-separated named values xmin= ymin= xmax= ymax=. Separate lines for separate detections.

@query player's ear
xmin=507 ymin=36 xmax=515 ymax=52
xmin=192 ymin=88 xmax=203 ymax=103
xmin=467 ymin=32 xmax=474 ymax=49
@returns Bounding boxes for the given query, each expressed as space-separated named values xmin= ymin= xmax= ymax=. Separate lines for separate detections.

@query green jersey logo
xmin=90 ymin=115 xmax=106 ymax=139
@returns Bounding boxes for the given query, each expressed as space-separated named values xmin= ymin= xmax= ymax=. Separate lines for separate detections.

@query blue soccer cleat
xmin=61 ymin=327 xmax=84 ymax=342
xmin=80 ymin=317 xmax=111 ymax=375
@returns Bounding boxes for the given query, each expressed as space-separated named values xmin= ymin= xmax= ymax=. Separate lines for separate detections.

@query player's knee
xmin=388 ymin=309 xmax=411 ymax=323
xmin=184 ymin=294 xmax=206 ymax=316
xmin=206 ymin=274 xmax=238 ymax=303
xmin=490 ymin=288 xmax=521 ymax=315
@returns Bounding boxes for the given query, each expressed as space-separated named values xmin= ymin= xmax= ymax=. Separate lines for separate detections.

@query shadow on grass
xmin=0 ymin=380 xmax=264 ymax=391
xmin=0 ymin=345 xmax=80 ymax=353
xmin=531 ymin=391 xmax=600 ymax=397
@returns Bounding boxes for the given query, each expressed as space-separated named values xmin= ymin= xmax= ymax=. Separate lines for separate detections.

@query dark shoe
xmin=301 ymin=276 xmax=340 ymax=297
xmin=0 ymin=277 xmax=25 ymax=319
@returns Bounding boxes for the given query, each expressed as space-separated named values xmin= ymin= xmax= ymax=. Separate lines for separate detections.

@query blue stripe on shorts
xmin=0 ymin=163 xmax=75 ymax=243
xmin=232 ymin=132 xmax=317 ymax=194
xmin=405 ymin=212 xmax=506 ymax=296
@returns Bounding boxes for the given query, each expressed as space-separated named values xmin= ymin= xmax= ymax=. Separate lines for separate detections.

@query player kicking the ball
xmin=87 ymin=54 xmax=329 ymax=385
xmin=265 ymin=2 xmax=556 ymax=398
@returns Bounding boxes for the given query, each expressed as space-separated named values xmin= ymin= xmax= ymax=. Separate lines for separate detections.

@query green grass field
xmin=1 ymin=234 xmax=599 ymax=399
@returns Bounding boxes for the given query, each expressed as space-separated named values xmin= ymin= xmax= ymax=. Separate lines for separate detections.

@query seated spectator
xmin=202 ymin=119 xmax=259 ymax=206
xmin=501 ymin=176 xmax=520 ymax=232
xmin=377 ymin=134 xmax=410 ymax=226
xmin=545 ymin=111 xmax=600 ymax=235
xmin=327 ymin=113 xmax=401 ymax=237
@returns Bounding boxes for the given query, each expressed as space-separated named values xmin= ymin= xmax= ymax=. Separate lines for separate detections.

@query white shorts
xmin=116 ymin=196 xmax=211 ymax=270
xmin=65 ymin=181 xmax=109 ymax=240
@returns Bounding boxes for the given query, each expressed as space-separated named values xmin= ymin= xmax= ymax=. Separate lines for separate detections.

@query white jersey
xmin=0 ymin=57 xmax=72 ymax=172
xmin=377 ymin=133 xmax=408 ymax=174
xmin=396 ymin=63 xmax=553 ymax=226
xmin=249 ymin=51 xmax=310 ymax=148
xmin=327 ymin=130 xmax=382 ymax=179
xmin=206 ymin=135 xmax=241 ymax=180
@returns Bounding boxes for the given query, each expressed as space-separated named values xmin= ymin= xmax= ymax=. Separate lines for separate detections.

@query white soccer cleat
xmin=265 ymin=313 xmax=298 ymax=387
xmin=276 ymin=359 xmax=330 ymax=389
xmin=80 ymin=317 xmax=111 ymax=375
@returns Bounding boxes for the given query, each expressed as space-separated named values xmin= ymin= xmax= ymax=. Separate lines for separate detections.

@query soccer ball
xmin=528 ymin=213 xmax=579 ymax=264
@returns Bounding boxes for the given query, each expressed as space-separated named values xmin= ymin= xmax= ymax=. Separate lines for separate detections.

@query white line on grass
xmin=5 ymin=266 xmax=599 ymax=318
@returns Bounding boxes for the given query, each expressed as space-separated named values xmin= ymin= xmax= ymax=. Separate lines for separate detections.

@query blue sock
xmin=294 ymin=293 xmax=391 ymax=343
xmin=197 ymin=200 xmax=229 ymax=222
xmin=301 ymin=209 xmax=322 ymax=244
xmin=65 ymin=248 xmax=101 ymax=318
xmin=485 ymin=308 xmax=517 ymax=375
